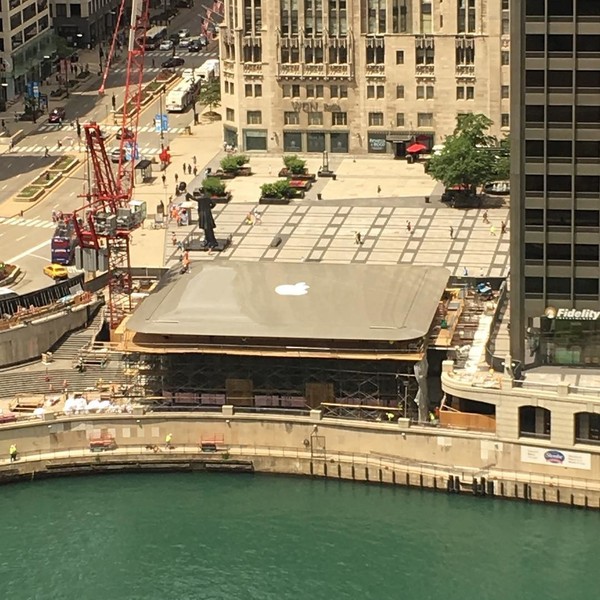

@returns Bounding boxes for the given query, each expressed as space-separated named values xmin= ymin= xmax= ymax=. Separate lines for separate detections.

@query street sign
xmin=154 ymin=113 xmax=168 ymax=133
xmin=125 ymin=142 xmax=139 ymax=161
xmin=32 ymin=82 xmax=40 ymax=98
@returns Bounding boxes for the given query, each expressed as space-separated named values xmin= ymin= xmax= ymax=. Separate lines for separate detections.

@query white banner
xmin=520 ymin=446 xmax=591 ymax=470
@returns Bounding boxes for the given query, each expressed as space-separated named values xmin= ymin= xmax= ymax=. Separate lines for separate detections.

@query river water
xmin=0 ymin=473 xmax=596 ymax=599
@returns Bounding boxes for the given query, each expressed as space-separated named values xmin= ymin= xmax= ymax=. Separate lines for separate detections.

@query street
xmin=0 ymin=4 xmax=219 ymax=292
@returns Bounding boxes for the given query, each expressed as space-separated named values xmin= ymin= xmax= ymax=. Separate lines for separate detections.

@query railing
xmin=4 ymin=442 xmax=600 ymax=498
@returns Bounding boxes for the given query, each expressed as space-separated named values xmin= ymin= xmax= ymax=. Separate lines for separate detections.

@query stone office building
xmin=219 ymin=0 xmax=510 ymax=155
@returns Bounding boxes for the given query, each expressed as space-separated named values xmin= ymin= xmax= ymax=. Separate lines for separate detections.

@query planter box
xmin=259 ymin=196 xmax=291 ymax=205
xmin=16 ymin=186 xmax=45 ymax=202
xmin=318 ymin=169 xmax=336 ymax=178
xmin=237 ymin=166 xmax=252 ymax=176
xmin=48 ymin=156 xmax=79 ymax=174
xmin=31 ymin=172 xmax=62 ymax=188
xmin=210 ymin=192 xmax=232 ymax=204
xmin=213 ymin=169 xmax=237 ymax=180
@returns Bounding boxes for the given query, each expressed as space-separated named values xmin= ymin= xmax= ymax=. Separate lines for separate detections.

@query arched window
xmin=519 ymin=406 xmax=551 ymax=439
xmin=574 ymin=412 xmax=600 ymax=444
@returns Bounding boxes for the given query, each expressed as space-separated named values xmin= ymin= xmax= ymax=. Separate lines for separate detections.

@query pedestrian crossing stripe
xmin=0 ymin=216 xmax=56 ymax=228
xmin=34 ymin=124 xmax=185 ymax=134
xmin=12 ymin=144 xmax=165 ymax=156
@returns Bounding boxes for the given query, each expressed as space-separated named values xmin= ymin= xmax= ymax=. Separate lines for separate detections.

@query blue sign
xmin=154 ymin=113 xmax=168 ymax=133
xmin=124 ymin=142 xmax=139 ymax=161
xmin=27 ymin=82 xmax=40 ymax=99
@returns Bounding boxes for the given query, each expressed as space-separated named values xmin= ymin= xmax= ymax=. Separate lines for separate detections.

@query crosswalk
xmin=15 ymin=124 xmax=186 ymax=154
xmin=33 ymin=123 xmax=186 ymax=135
xmin=108 ymin=50 xmax=219 ymax=74
xmin=145 ymin=50 xmax=219 ymax=58
xmin=0 ymin=216 xmax=57 ymax=229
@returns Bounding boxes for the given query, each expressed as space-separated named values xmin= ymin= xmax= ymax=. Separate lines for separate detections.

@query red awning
xmin=406 ymin=142 xmax=427 ymax=154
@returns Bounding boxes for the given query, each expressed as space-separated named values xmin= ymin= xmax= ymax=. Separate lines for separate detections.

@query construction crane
xmin=71 ymin=0 xmax=150 ymax=330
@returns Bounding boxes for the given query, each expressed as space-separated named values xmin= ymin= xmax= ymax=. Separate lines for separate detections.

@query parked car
xmin=161 ymin=57 xmax=185 ymax=69
xmin=43 ymin=263 xmax=69 ymax=281
xmin=159 ymin=39 xmax=174 ymax=51
xmin=189 ymin=36 xmax=207 ymax=51
xmin=179 ymin=37 xmax=191 ymax=48
xmin=178 ymin=28 xmax=190 ymax=38
xmin=48 ymin=107 xmax=66 ymax=124
xmin=116 ymin=127 xmax=134 ymax=140
xmin=110 ymin=148 xmax=129 ymax=163
xmin=169 ymin=33 xmax=180 ymax=45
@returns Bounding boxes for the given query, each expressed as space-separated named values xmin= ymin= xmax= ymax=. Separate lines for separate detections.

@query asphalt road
xmin=0 ymin=4 xmax=218 ymax=292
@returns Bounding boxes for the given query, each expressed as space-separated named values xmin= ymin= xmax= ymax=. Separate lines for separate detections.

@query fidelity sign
xmin=556 ymin=308 xmax=600 ymax=320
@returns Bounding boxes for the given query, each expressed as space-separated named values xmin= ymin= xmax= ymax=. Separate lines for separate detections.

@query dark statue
xmin=188 ymin=192 xmax=217 ymax=249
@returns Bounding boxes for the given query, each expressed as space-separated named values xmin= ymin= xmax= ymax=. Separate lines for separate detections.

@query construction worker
xmin=9 ymin=444 xmax=17 ymax=462
xmin=386 ymin=412 xmax=395 ymax=422
xmin=165 ymin=433 xmax=173 ymax=449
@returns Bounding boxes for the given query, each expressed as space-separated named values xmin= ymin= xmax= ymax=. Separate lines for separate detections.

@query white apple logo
xmin=275 ymin=282 xmax=310 ymax=296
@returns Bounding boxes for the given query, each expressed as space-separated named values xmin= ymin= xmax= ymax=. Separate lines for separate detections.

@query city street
xmin=0 ymin=4 xmax=220 ymax=292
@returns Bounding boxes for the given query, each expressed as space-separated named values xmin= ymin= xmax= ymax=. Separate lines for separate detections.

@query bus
xmin=166 ymin=83 xmax=195 ymax=112
xmin=145 ymin=26 xmax=167 ymax=50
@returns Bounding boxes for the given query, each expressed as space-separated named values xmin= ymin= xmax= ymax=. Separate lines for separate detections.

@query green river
xmin=0 ymin=473 xmax=597 ymax=599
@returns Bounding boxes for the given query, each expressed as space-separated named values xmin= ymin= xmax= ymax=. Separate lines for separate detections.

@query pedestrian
xmin=57 ymin=140 xmax=62 ymax=148
xmin=463 ymin=266 xmax=469 ymax=277
xmin=1 ymin=119 xmax=4 ymax=129
xmin=253 ymin=209 xmax=262 ymax=226
xmin=165 ymin=433 xmax=173 ymax=449
xmin=490 ymin=225 xmax=496 ymax=236
xmin=174 ymin=173 xmax=178 ymax=184
xmin=193 ymin=166 xmax=198 ymax=176
xmin=377 ymin=185 xmax=381 ymax=194
xmin=187 ymin=164 xmax=192 ymax=175
xmin=111 ymin=93 xmax=116 ymax=111
xmin=172 ymin=232 xmax=177 ymax=246
xmin=9 ymin=444 xmax=17 ymax=462
xmin=223 ymin=141 xmax=228 ymax=151
xmin=355 ymin=231 xmax=363 ymax=245
xmin=482 ymin=209 xmax=489 ymax=224
xmin=44 ymin=146 xmax=50 ymax=157
xmin=406 ymin=220 xmax=411 ymax=233
xmin=152 ymin=58 xmax=155 ymax=68
xmin=161 ymin=173 xmax=166 ymax=186
xmin=192 ymin=155 xmax=197 ymax=165
xmin=501 ymin=220 xmax=507 ymax=234
xmin=183 ymin=162 xmax=187 ymax=174
xmin=449 ymin=225 xmax=454 ymax=239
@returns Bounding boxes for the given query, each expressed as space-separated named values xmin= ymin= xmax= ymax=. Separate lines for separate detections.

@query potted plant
xmin=259 ymin=179 xmax=293 ymax=205
xmin=219 ymin=154 xmax=251 ymax=177
xmin=282 ymin=155 xmax=307 ymax=176
xmin=201 ymin=177 xmax=231 ymax=203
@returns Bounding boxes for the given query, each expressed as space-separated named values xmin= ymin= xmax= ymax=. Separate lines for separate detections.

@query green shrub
xmin=261 ymin=179 xmax=292 ymax=199
xmin=202 ymin=177 xmax=226 ymax=196
xmin=283 ymin=154 xmax=306 ymax=174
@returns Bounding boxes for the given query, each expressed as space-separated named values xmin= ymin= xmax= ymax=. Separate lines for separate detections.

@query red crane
xmin=72 ymin=0 xmax=151 ymax=330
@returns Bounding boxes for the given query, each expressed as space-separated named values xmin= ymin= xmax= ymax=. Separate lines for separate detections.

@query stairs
xmin=50 ymin=307 xmax=106 ymax=362
xmin=0 ymin=364 xmax=131 ymax=398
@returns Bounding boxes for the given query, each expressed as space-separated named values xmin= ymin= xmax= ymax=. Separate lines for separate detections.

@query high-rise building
xmin=51 ymin=0 xmax=120 ymax=48
xmin=219 ymin=0 xmax=510 ymax=155
xmin=510 ymin=0 xmax=600 ymax=366
xmin=0 ymin=0 xmax=54 ymax=106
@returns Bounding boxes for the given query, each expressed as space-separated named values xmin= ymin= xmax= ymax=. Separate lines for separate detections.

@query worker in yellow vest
xmin=9 ymin=444 xmax=17 ymax=462
xmin=165 ymin=433 xmax=173 ymax=449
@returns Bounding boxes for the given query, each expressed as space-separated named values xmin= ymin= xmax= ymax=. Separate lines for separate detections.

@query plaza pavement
xmin=127 ymin=107 xmax=510 ymax=279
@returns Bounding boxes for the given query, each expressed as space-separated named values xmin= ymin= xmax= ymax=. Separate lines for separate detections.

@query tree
xmin=493 ymin=135 xmax=510 ymax=181
xmin=427 ymin=113 xmax=504 ymax=190
xmin=220 ymin=154 xmax=249 ymax=172
xmin=198 ymin=79 xmax=221 ymax=114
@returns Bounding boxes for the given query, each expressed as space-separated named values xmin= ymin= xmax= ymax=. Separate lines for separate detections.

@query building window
xmin=292 ymin=85 xmax=300 ymax=97
xmin=466 ymin=86 xmax=474 ymax=99
xmin=367 ymin=0 xmax=387 ymax=34
xmin=284 ymin=111 xmax=300 ymax=125
xmin=396 ymin=112 xmax=405 ymax=126
xmin=501 ymin=113 xmax=510 ymax=127
xmin=519 ymin=406 xmax=551 ymax=440
xmin=282 ymin=85 xmax=291 ymax=98
xmin=417 ymin=85 xmax=434 ymax=99
xmin=331 ymin=112 xmax=348 ymax=126
xmin=501 ymin=51 xmax=510 ymax=66
xmin=396 ymin=85 xmax=404 ymax=99
xmin=366 ymin=44 xmax=385 ymax=64
xmin=245 ymin=84 xmax=252 ymax=97
xmin=247 ymin=110 xmax=262 ymax=125
xmin=575 ymin=413 xmax=600 ymax=444
xmin=456 ymin=44 xmax=475 ymax=65
xmin=392 ymin=0 xmax=408 ymax=33
xmin=368 ymin=112 xmax=384 ymax=126
xmin=457 ymin=0 xmax=476 ymax=34
xmin=416 ymin=46 xmax=435 ymax=65
xmin=396 ymin=50 xmax=404 ymax=64
xmin=307 ymin=84 xmax=325 ymax=98
xmin=417 ymin=112 xmax=433 ymax=127
xmin=420 ymin=0 xmax=432 ymax=33
xmin=308 ymin=112 xmax=323 ymax=125
xmin=501 ymin=85 xmax=509 ymax=99
xmin=226 ymin=108 xmax=235 ymax=121
xmin=368 ymin=85 xmax=385 ymax=99
xmin=254 ymin=84 xmax=262 ymax=97
xmin=330 ymin=85 xmax=347 ymax=98
xmin=456 ymin=86 xmax=465 ymax=100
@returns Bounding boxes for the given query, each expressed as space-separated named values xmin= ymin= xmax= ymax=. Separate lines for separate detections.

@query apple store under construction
xmin=121 ymin=262 xmax=451 ymax=420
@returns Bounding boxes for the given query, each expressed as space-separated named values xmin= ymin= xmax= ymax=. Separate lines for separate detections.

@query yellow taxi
xmin=43 ymin=263 xmax=69 ymax=281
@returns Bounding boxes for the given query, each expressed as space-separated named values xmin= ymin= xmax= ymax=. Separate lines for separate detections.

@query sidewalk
xmin=129 ymin=108 xmax=225 ymax=267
